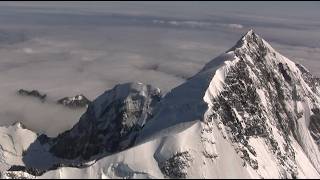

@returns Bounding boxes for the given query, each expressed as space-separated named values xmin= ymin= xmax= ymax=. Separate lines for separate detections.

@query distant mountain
xmin=2 ymin=30 xmax=320 ymax=179
xmin=17 ymin=89 xmax=47 ymax=102
xmin=17 ymin=89 xmax=91 ymax=109
xmin=57 ymin=94 xmax=91 ymax=109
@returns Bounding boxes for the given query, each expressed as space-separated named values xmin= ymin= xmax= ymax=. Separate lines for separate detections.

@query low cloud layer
xmin=0 ymin=2 xmax=319 ymax=136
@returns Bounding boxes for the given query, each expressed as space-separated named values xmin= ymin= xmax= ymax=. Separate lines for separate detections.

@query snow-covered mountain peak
xmin=202 ymin=30 xmax=320 ymax=177
xmin=230 ymin=29 xmax=270 ymax=55
xmin=241 ymin=29 xmax=257 ymax=41
xmin=201 ymin=29 xmax=272 ymax=73
xmin=244 ymin=29 xmax=254 ymax=36
xmin=231 ymin=29 xmax=259 ymax=47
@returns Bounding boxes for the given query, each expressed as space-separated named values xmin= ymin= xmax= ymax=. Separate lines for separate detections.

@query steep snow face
xmin=48 ymin=82 xmax=162 ymax=160
xmin=0 ymin=123 xmax=60 ymax=176
xmin=0 ymin=123 xmax=37 ymax=172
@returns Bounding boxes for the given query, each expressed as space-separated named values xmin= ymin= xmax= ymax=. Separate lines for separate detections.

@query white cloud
xmin=226 ymin=23 xmax=244 ymax=29
xmin=22 ymin=48 xmax=34 ymax=54
xmin=152 ymin=19 xmax=212 ymax=28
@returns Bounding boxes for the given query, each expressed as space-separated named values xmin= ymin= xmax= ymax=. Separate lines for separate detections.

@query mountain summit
xmin=1 ymin=30 xmax=320 ymax=179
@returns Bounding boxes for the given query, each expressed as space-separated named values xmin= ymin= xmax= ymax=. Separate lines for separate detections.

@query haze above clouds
xmin=0 ymin=1 xmax=319 ymax=136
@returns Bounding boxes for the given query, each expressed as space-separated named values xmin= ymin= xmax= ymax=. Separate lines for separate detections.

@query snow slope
xmin=0 ymin=123 xmax=37 ymax=172
xmin=3 ymin=121 xmax=252 ymax=179
xmin=2 ymin=30 xmax=320 ymax=179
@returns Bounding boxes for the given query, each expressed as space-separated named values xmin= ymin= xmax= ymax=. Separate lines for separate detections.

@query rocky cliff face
xmin=202 ymin=30 xmax=320 ymax=177
xmin=48 ymin=82 xmax=162 ymax=160
xmin=295 ymin=63 xmax=320 ymax=150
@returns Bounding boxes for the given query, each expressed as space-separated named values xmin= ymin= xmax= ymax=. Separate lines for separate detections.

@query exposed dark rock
xmin=17 ymin=89 xmax=47 ymax=102
xmin=204 ymin=31 xmax=307 ymax=176
xmin=37 ymin=134 xmax=50 ymax=145
xmin=312 ymin=108 xmax=320 ymax=115
xmin=108 ymin=163 xmax=152 ymax=178
xmin=309 ymin=114 xmax=320 ymax=146
xmin=8 ymin=165 xmax=46 ymax=177
xmin=57 ymin=94 xmax=91 ymax=108
xmin=296 ymin=63 xmax=320 ymax=93
xmin=278 ymin=63 xmax=292 ymax=83
xmin=48 ymin=82 xmax=162 ymax=160
xmin=158 ymin=151 xmax=193 ymax=179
